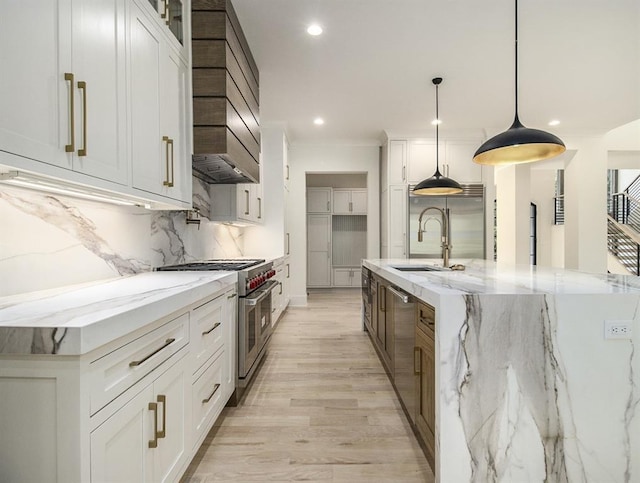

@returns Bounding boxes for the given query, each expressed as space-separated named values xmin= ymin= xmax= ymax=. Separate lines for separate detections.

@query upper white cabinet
xmin=307 ymin=187 xmax=332 ymax=213
xmin=333 ymin=189 xmax=367 ymax=214
xmin=0 ymin=0 xmax=192 ymax=209
xmin=139 ymin=0 xmax=188 ymax=60
xmin=444 ymin=140 xmax=483 ymax=183
xmin=1 ymin=0 xmax=128 ymax=184
xmin=130 ymin=1 xmax=190 ymax=203
xmin=407 ymin=140 xmax=436 ymax=186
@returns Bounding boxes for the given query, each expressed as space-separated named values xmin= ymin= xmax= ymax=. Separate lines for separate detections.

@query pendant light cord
xmin=435 ymin=82 xmax=440 ymax=172
xmin=514 ymin=0 xmax=519 ymax=122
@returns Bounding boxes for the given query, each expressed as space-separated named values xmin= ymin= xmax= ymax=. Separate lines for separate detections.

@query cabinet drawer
xmin=417 ymin=302 xmax=435 ymax=339
xmin=191 ymin=295 xmax=226 ymax=374
xmin=89 ymin=313 xmax=189 ymax=415
xmin=192 ymin=351 xmax=226 ymax=448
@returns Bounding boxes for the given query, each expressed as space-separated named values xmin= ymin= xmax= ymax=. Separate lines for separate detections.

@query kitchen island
xmin=364 ymin=258 xmax=640 ymax=483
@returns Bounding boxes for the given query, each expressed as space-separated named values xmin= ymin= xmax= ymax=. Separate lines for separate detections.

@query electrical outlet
xmin=604 ymin=320 xmax=633 ymax=340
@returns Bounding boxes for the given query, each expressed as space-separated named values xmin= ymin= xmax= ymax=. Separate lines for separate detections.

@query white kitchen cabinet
xmin=0 ymin=281 xmax=237 ymax=483
xmin=307 ymin=214 xmax=332 ymax=287
xmin=1 ymin=0 xmax=127 ymax=184
xmin=332 ymin=189 xmax=367 ymax=214
xmin=130 ymin=2 xmax=190 ymax=203
xmin=407 ymin=140 xmax=437 ymax=185
xmin=307 ymin=187 xmax=332 ymax=213
xmin=91 ymin=352 xmax=188 ymax=483
xmin=387 ymin=139 xmax=408 ymax=185
xmin=388 ymin=184 xmax=408 ymax=258
xmin=271 ymin=257 xmax=290 ymax=324
xmin=333 ymin=267 xmax=361 ymax=287
xmin=208 ymin=182 xmax=262 ymax=224
xmin=139 ymin=0 xmax=188 ymax=61
xmin=444 ymin=140 xmax=483 ymax=183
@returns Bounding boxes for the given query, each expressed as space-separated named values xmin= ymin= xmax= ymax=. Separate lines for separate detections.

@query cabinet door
xmin=350 ymin=190 xmax=368 ymax=214
xmin=388 ymin=140 xmax=407 ymax=184
xmin=153 ymin=357 xmax=188 ymax=483
xmin=332 ymin=268 xmax=352 ymax=287
xmin=72 ymin=0 xmax=128 ymax=184
xmin=130 ymin=4 xmax=164 ymax=196
xmin=388 ymin=185 xmax=408 ymax=258
xmin=159 ymin=46 xmax=190 ymax=202
xmin=307 ymin=214 xmax=331 ymax=287
xmin=408 ymin=140 xmax=437 ymax=185
xmin=445 ymin=141 xmax=483 ymax=183
xmin=307 ymin=188 xmax=332 ymax=213
xmin=91 ymin=384 xmax=155 ymax=483
xmin=415 ymin=328 xmax=436 ymax=468
xmin=332 ymin=190 xmax=351 ymax=214
xmin=0 ymin=0 xmax=72 ymax=169
xmin=224 ymin=290 xmax=238 ymax=398
xmin=236 ymin=184 xmax=253 ymax=221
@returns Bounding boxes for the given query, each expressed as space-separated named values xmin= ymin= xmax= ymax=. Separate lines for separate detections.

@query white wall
xmin=530 ymin=169 xmax=558 ymax=267
xmin=288 ymin=144 xmax=380 ymax=306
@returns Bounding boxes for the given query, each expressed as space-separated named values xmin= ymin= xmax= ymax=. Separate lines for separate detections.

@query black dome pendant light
xmin=473 ymin=0 xmax=566 ymax=165
xmin=413 ymin=77 xmax=463 ymax=196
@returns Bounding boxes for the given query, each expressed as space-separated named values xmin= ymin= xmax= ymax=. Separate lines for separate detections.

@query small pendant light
xmin=413 ymin=77 xmax=463 ymax=196
xmin=473 ymin=0 xmax=565 ymax=165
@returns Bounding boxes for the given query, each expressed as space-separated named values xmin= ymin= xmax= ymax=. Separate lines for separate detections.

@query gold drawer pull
xmin=202 ymin=383 xmax=220 ymax=404
xmin=148 ymin=402 xmax=158 ymax=448
xmin=129 ymin=338 xmax=176 ymax=367
xmin=202 ymin=322 xmax=221 ymax=336
xmin=77 ymin=80 xmax=87 ymax=156
xmin=157 ymin=395 xmax=167 ymax=439
xmin=64 ymin=73 xmax=75 ymax=153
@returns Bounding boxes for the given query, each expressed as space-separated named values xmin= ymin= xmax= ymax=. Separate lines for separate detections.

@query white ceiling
xmin=231 ymin=0 xmax=640 ymax=146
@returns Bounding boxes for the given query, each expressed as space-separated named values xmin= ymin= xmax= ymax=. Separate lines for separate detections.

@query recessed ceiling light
xmin=548 ymin=120 xmax=560 ymax=126
xmin=313 ymin=117 xmax=325 ymax=125
xmin=307 ymin=24 xmax=323 ymax=36
xmin=431 ymin=119 xmax=442 ymax=126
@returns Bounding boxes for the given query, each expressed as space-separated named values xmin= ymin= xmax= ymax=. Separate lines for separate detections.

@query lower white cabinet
xmin=0 ymin=284 xmax=237 ymax=483
xmin=271 ymin=257 xmax=291 ymax=324
xmin=333 ymin=267 xmax=361 ymax=287
xmin=90 ymin=352 xmax=188 ymax=483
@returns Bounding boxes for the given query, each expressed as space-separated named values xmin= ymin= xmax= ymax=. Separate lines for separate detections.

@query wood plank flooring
xmin=181 ymin=288 xmax=434 ymax=482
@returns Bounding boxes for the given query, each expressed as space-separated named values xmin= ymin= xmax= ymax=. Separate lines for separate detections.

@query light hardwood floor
xmin=181 ymin=288 xmax=434 ymax=482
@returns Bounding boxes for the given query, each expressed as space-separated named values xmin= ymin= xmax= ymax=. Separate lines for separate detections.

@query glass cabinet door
xmin=167 ymin=0 xmax=183 ymax=45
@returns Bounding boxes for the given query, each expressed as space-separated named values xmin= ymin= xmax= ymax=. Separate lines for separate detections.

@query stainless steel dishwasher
xmin=389 ymin=285 xmax=416 ymax=421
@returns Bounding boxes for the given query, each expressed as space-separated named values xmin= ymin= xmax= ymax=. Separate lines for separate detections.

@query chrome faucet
xmin=417 ymin=206 xmax=451 ymax=267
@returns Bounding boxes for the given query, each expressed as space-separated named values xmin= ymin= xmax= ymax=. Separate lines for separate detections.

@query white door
xmin=159 ymin=46 xmax=190 ymax=202
xmin=72 ymin=0 xmax=128 ymax=184
xmin=307 ymin=188 xmax=332 ymax=213
xmin=388 ymin=140 xmax=407 ymax=184
xmin=130 ymin=3 xmax=164 ymax=196
xmin=90 ymin=384 xmax=154 ymax=483
xmin=153 ymin=358 xmax=188 ymax=483
xmin=307 ymin=214 xmax=331 ymax=286
xmin=389 ymin=185 xmax=408 ymax=258
xmin=445 ymin=141 xmax=483 ymax=183
xmin=332 ymin=190 xmax=351 ymax=214
xmin=0 ymin=0 xmax=72 ymax=169
xmin=350 ymin=190 xmax=368 ymax=214
xmin=408 ymin=140 xmax=437 ymax=185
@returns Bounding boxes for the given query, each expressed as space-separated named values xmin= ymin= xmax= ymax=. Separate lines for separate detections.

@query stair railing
xmin=607 ymin=217 xmax=640 ymax=275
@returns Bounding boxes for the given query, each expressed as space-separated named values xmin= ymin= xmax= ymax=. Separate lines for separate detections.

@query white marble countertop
xmin=364 ymin=258 xmax=640 ymax=297
xmin=0 ymin=271 xmax=237 ymax=355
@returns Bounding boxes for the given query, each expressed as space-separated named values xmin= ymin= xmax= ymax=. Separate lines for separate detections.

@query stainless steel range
xmin=156 ymin=259 xmax=276 ymax=403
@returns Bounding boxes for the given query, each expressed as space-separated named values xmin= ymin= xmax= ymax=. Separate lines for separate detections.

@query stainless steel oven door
xmin=238 ymin=280 xmax=275 ymax=382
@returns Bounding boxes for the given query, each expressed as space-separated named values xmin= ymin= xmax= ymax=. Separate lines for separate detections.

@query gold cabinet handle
xmin=286 ymin=165 xmax=289 ymax=180
xmin=148 ymin=402 xmax=159 ymax=448
xmin=258 ymin=197 xmax=262 ymax=219
xmin=326 ymin=200 xmax=330 ymax=212
xmin=202 ymin=383 xmax=221 ymax=404
xmin=162 ymin=136 xmax=174 ymax=187
xmin=77 ymin=81 xmax=87 ymax=156
xmin=168 ymin=137 xmax=174 ymax=187
xmin=64 ymin=73 xmax=75 ymax=153
xmin=202 ymin=322 xmax=221 ymax=336
xmin=157 ymin=395 xmax=167 ymax=439
xmin=286 ymin=263 xmax=290 ymax=278
xmin=349 ymin=201 xmax=353 ymax=212
xmin=414 ymin=347 xmax=421 ymax=376
xmin=286 ymin=233 xmax=290 ymax=255
xmin=161 ymin=0 xmax=168 ymax=19
xmin=279 ymin=281 xmax=283 ymax=295
xmin=244 ymin=189 xmax=250 ymax=215
xmin=129 ymin=338 xmax=175 ymax=367
xmin=227 ymin=293 xmax=237 ymax=299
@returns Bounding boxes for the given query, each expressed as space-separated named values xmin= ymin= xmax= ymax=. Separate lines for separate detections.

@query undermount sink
xmin=390 ymin=265 xmax=449 ymax=272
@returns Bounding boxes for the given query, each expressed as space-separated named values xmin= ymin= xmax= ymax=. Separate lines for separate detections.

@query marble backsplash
xmin=0 ymin=177 xmax=244 ymax=297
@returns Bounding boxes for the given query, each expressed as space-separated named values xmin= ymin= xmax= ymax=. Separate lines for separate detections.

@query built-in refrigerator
xmin=408 ymin=185 xmax=485 ymax=259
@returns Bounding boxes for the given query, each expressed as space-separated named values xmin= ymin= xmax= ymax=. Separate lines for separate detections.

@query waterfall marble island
xmin=363 ymin=258 xmax=640 ymax=483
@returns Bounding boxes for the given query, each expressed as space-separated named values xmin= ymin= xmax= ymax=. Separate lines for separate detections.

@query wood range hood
xmin=191 ymin=0 xmax=260 ymax=184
